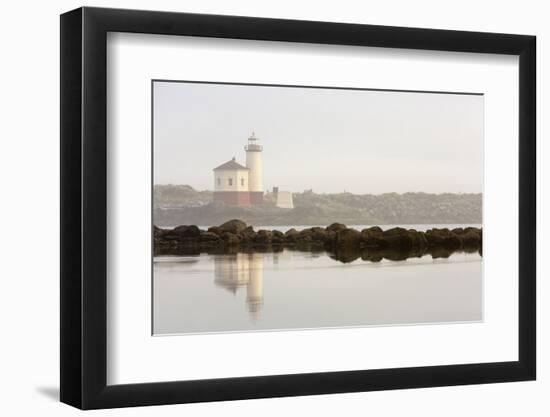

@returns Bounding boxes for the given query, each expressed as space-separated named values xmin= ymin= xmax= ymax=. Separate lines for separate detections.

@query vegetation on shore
xmin=154 ymin=219 xmax=482 ymax=262
xmin=153 ymin=185 xmax=482 ymax=226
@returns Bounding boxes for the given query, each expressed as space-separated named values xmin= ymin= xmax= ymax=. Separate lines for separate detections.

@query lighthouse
xmin=212 ymin=132 xmax=265 ymax=206
xmin=245 ymin=131 xmax=264 ymax=204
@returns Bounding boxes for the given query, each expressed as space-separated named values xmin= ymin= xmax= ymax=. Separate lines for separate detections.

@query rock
xmin=310 ymin=227 xmax=328 ymax=242
xmin=425 ymin=228 xmax=461 ymax=250
xmin=284 ymin=229 xmax=299 ymax=244
xmin=382 ymin=227 xmax=409 ymax=237
xmin=335 ymin=228 xmax=361 ymax=247
xmin=379 ymin=227 xmax=414 ymax=250
xmin=218 ymin=219 xmax=248 ymax=234
xmin=362 ymin=226 xmax=383 ymax=237
xmin=383 ymin=234 xmax=413 ymax=250
xmin=207 ymin=226 xmax=223 ymax=236
xmin=160 ymin=225 xmax=199 ymax=242
xmin=271 ymin=230 xmax=285 ymax=244
xmin=255 ymin=230 xmax=273 ymax=244
xmin=326 ymin=223 xmax=347 ymax=233
xmin=272 ymin=230 xmax=284 ymax=239
xmin=300 ymin=235 xmax=313 ymax=243
xmin=153 ymin=222 xmax=482 ymax=260
xmin=444 ymin=237 xmax=462 ymax=250
xmin=408 ymin=230 xmax=428 ymax=248
xmin=172 ymin=224 xmax=201 ymax=238
xmin=296 ymin=228 xmax=314 ymax=243
xmin=461 ymin=229 xmax=481 ymax=247
xmin=200 ymin=231 xmax=221 ymax=242
xmin=160 ymin=233 xmax=181 ymax=241
xmin=222 ymin=232 xmax=241 ymax=245
xmin=361 ymin=226 xmax=385 ymax=247
xmin=325 ymin=230 xmax=336 ymax=244
xmin=153 ymin=225 xmax=165 ymax=239
xmin=199 ymin=232 xmax=222 ymax=247
xmin=240 ymin=226 xmax=257 ymax=241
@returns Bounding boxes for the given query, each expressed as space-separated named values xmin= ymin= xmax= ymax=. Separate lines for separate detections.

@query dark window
xmin=241 ymin=178 xmax=245 ymax=186
xmin=228 ymin=178 xmax=233 ymax=186
xmin=217 ymin=178 xmax=221 ymax=186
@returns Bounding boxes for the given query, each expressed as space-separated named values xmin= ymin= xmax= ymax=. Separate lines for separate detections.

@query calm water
xmin=153 ymin=247 xmax=482 ymax=335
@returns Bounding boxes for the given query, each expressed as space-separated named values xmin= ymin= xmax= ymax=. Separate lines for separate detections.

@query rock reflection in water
xmin=330 ymin=245 xmax=481 ymax=264
xmin=208 ymin=246 xmax=479 ymax=320
xmin=214 ymin=253 xmax=264 ymax=318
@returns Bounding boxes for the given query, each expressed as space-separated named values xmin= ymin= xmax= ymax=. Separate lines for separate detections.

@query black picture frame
xmin=60 ymin=6 xmax=536 ymax=410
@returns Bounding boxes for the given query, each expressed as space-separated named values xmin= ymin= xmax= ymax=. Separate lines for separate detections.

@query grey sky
xmin=153 ymin=81 xmax=483 ymax=194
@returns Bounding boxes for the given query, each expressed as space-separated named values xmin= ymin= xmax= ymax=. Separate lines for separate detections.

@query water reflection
xmin=330 ymin=245 xmax=481 ymax=263
xmin=195 ymin=247 xmax=480 ymax=320
xmin=214 ymin=253 xmax=264 ymax=318
xmin=153 ymin=248 xmax=483 ymax=334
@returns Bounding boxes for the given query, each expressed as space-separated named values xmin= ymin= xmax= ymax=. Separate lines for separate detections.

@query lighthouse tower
xmin=245 ymin=131 xmax=264 ymax=204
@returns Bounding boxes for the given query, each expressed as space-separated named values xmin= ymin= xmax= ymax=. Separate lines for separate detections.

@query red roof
xmin=213 ymin=159 xmax=249 ymax=171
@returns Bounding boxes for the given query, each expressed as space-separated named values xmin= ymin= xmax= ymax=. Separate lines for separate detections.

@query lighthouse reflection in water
xmin=153 ymin=249 xmax=482 ymax=336
xmin=214 ymin=253 xmax=264 ymax=318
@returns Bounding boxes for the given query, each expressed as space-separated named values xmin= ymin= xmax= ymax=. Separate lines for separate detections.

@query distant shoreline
xmin=154 ymin=185 xmax=482 ymax=227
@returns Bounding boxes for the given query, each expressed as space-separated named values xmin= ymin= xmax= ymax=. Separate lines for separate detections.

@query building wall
xmin=249 ymin=192 xmax=264 ymax=205
xmin=213 ymin=169 xmax=249 ymax=192
xmin=213 ymin=191 xmax=251 ymax=206
xmin=276 ymin=191 xmax=294 ymax=209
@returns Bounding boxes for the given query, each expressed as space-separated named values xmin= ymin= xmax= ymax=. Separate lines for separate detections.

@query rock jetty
xmin=154 ymin=219 xmax=482 ymax=261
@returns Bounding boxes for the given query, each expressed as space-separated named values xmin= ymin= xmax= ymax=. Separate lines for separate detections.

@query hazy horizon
xmin=153 ymin=81 xmax=484 ymax=194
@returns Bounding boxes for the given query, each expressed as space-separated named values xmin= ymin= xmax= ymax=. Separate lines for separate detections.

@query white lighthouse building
xmin=244 ymin=132 xmax=264 ymax=205
xmin=212 ymin=132 xmax=264 ymax=206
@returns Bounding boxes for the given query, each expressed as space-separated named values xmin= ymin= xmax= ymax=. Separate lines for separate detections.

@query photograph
xmin=152 ymin=80 xmax=484 ymax=335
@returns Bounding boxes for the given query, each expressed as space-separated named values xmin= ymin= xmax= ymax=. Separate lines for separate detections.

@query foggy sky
xmin=153 ymin=81 xmax=483 ymax=194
